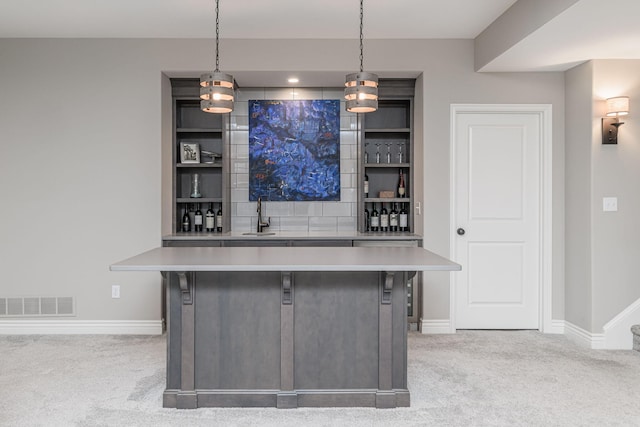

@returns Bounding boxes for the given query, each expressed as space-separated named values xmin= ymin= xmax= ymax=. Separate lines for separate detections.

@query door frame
xmin=449 ymin=104 xmax=553 ymax=333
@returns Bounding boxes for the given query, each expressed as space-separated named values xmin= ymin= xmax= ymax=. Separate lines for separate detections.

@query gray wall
xmin=564 ymin=61 xmax=593 ymax=330
xmin=564 ymin=59 xmax=640 ymax=333
xmin=0 ymin=38 xmax=566 ymax=324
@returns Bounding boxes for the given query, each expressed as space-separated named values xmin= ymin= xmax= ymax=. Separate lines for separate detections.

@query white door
xmin=453 ymin=109 xmax=542 ymax=329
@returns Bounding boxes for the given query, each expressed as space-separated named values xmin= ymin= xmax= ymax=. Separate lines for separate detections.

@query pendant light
xmin=200 ymin=0 xmax=234 ymax=113
xmin=344 ymin=0 xmax=378 ymax=113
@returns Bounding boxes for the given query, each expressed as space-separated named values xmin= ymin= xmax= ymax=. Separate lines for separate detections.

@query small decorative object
xmin=201 ymin=150 xmax=222 ymax=164
xmin=180 ymin=143 xmax=200 ymax=164
xmin=379 ymin=191 xmax=395 ymax=198
xmin=190 ymin=173 xmax=202 ymax=198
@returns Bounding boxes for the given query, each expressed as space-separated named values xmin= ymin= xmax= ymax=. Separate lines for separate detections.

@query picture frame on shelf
xmin=180 ymin=142 xmax=200 ymax=164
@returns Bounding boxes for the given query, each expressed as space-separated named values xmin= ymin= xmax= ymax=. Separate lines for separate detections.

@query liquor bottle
xmin=205 ymin=203 xmax=215 ymax=232
xmin=399 ymin=203 xmax=408 ymax=232
xmin=364 ymin=174 xmax=369 ymax=198
xmin=216 ymin=204 xmax=223 ymax=232
xmin=181 ymin=205 xmax=191 ymax=232
xmin=380 ymin=203 xmax=389 ymax=232
xmin=364 ymin=204 xmax=370 ymax=232
xmin=194 ymin=203 xmax=203 ymax=232
xmin=370 ymin=203 xmax=380 ymax=232
xmin=398 ymin=168 xmax=406 ymax=198
xmin=389 ymin=203 xmax=399 ymax=232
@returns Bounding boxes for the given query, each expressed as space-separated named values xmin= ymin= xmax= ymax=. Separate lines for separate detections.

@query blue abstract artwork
xmin=249 ymin=99 xmax=341 ymax=201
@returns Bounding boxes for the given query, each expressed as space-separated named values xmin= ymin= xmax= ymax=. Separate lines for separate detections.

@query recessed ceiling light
xmin=288 ymin=77 xmax=299 ymax=84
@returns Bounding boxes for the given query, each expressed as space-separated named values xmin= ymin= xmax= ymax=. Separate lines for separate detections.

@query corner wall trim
xmin=421 ymin=319 xmax=455 ymax=334
xmin=0 ymin=320 xmax=163 ymax=335
xmin=564 ymin=321 xmax=605 ymax=349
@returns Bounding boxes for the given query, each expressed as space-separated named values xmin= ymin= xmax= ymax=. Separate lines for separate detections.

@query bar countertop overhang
xmin=110 ymin=246 xmax=461 ymax=272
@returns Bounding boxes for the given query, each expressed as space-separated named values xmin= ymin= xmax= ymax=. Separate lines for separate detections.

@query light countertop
xmin=163 ymin=231 xmax=422 ymax=241
xmin=110 ymin=246 xmax=460 ymax=272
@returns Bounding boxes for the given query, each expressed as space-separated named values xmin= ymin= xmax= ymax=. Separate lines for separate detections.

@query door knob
xmin=457 ymin=228 xmax=465 ymax=236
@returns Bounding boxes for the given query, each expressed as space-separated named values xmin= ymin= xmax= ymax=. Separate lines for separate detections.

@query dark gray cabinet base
xmin=163 ymin=270 xmax=410 ymax=409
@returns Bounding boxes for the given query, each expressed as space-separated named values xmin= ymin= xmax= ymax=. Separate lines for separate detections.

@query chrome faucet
xmin=257 ymin=197 xmax=270 ymax=233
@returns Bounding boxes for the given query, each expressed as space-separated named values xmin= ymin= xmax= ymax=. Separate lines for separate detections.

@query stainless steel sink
xmin=241 ymin=232 xmax=276 ymax=236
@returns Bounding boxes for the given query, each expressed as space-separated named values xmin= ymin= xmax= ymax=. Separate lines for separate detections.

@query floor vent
xmin=0 ymin=297 xmax=75 ymax=317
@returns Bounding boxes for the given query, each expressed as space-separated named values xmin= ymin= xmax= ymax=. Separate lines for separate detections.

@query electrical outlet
xmin=603 ymin=197 xmax=618 ymax=212
xmin=112 ymin=285 xmax=120 ymax=299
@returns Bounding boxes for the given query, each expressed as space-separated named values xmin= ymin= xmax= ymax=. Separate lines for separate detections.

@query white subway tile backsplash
xmin=340 ymin=160 xmax=356 ymax=174
xmin=265 ymin=202 xmax=294 ymax=217
xmin=233 ymin=161 xmax=248 ymax=174
xmin=341 ymin=188 xmax=357 ymax=203
xmin=323 ymin=202 xmax=352 ymax=217
xmin=280 ymin=216 xmax=310 ymax=231
xmin=340 ymin=131 xmax=356 ymax=145
xmin=231 ymin=131 xmax=249 ymax=146
xmin=232 ymin=188 xmax=249 ymax=202
xmin=231 ymin=216 xmax=252 ymax=232
xmin=337 ymin=216 xmax=357 ymax=232
xmin=231 ymin=115 xmax=249 ymax=131
xmin=236 ymin=89 xmax=266 ymax=102
xmin=309 ymin=217 xmax=338 ymax=232
xmin=265 ymin=88 xmax=296 ymax=100
xmin=293 ymin=88 xmax=324 ymax=100
xmin=236 ymin=202 xmax=256 ymax=217
xmin=229 ymin=87 xmax=358 ymax=233
xmin=294 ymin=202 xmax=324 ymax=216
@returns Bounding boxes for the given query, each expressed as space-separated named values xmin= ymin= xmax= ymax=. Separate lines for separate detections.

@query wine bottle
xmin=194 ymin=203 xmax=203 ymax=232
xmin=389 ymin=203 xmax=399 ymax=232
xmin=364 ymin=174 xmax=369 ymax=198
xmin=364 ymin=204 xmax=370 ymax=232
xmin=181 ymin=205 xmax=191 ymax=232
xmin=380 ymin=203 xmax=389 ymax=232
xmin=370 ymin=203 xmax=380 ymax=232
xmin=398 ymin=168 xmax=406 ymax=198
xmin=216 ymin=204 xmax=223 ymax=232
xmin=399 ymin=203 xmax=408 ymax=232
xmin=205 ymin=203 xmax=215 ymax=232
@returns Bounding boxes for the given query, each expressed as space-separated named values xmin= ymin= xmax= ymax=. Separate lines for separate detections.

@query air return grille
xmin=0 ymin=297 xmax=75 ymax=317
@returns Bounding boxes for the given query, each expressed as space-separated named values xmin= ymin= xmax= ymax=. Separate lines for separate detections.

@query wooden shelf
xmin=364 ymin=163 xmax=410 ymax=168
xmin=176 ymin=127 xmax=223 ymax=133
xmin=365 ymin=128 xmax=411 ymax=133
xmin=365 ymin=198 xmax=411 ymax=203
xmin=177 ymin=198 xmax=223 ymax=203
xmin=177 ymin=163 xmax=223 ymax=168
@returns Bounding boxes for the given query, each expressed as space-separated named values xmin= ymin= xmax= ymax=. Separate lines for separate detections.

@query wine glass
xmin=364 ymin=142 xmax=369 ymax=163
xmin=375 ymin=143 xmax=381 ymax=164
xmin=397 ymin=142 xmax=404 ymax=163
xmin=385 ymin=143 xmax=392 ymax=164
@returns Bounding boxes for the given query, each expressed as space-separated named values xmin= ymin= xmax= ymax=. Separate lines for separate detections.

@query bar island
xmin=111 ymin=246 xmax=460 ymax=409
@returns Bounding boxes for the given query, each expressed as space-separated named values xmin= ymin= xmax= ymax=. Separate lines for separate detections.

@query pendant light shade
xmin=200 ymin=0 xmax=234 ymax=114
xmin=345 ymin=0 xmax=378 ymax=113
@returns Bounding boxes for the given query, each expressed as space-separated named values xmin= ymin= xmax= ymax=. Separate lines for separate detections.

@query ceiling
xmin=2 ymin=0 xmax=640 ymax=74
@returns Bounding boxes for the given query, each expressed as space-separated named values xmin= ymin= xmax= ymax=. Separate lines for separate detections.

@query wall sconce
xmin=602 ymin=96 xmax=629 ymax=144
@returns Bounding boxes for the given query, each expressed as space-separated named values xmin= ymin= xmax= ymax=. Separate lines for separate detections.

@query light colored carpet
xmin=1 ymin=331 xmax=639 ymax=426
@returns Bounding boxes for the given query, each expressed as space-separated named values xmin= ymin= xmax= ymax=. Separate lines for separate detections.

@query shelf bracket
xmin=282 ymin=272 xmax=293 ymax=305
xmin=382 ymin=271 xmax=394 ymax=304
xmin=177 ymin=272 xmax=193 ymax=305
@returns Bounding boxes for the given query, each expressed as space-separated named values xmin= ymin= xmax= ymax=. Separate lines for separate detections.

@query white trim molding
xmin=0 ymin=320 xmax=163 ymax=335
xmin=449 ymin=104 xmax=553 ymax=333
xmin=564 ymin=321 xmax=605 ymax=349
xmin=421 ymin=319 xmax=455 ymax=334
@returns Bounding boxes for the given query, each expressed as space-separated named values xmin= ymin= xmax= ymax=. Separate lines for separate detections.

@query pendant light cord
xmin=215 ymin=0 xmax=220 ymax=72
xmin=359 ymin=0 xmax=364 ymax=72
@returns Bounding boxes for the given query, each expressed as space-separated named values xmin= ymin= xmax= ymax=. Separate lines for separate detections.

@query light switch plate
xmin=603 ymin=197 xmax=618 ymax=212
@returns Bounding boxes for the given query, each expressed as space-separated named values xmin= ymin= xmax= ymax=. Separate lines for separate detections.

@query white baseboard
xmin=563 ymin=321 xmax=605 ymax=349
xmin=547 ymin=319 xmax=566 ymax=334
xmin=0 ymin=320 xmax=163 ymax=335
xmin=421 ymin=319 xmax=455 ymax=334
